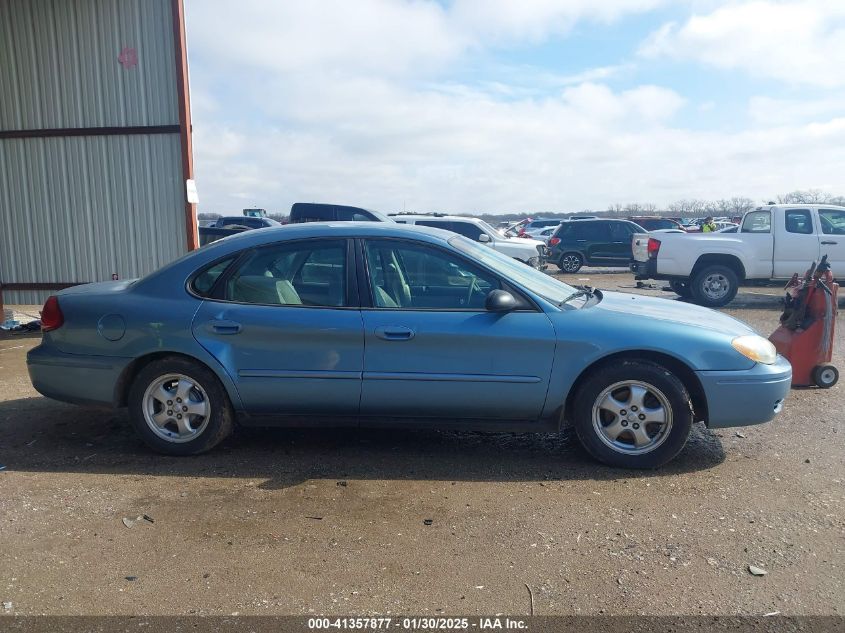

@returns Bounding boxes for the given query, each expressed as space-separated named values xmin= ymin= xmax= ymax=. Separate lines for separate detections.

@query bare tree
xmin=667 ymin=199 xmax=708 ymax=216
xmin=829 ymin=196 xmax=845 ymax=207
xmin=776 ymin=189 xmax=833 ymax=204
xmin=729 ymin=197 xmax=755 ymax=215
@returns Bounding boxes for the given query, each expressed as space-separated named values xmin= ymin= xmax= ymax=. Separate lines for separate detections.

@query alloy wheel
xmin=142 ymin=373 xmax=211 ymax=443
xmin=591 ymin=380 xmax=673 ymax=455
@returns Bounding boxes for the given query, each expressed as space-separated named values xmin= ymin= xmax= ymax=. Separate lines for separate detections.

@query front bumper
xmin=27 ymin=344 xmax=132 ymax=407
xmin=696 ymin=355 xmax=792 ymax=428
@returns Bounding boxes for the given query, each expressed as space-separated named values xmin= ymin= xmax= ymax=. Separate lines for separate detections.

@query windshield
xmin=448 ymin=235 xmax=575 ymax=304
xmin=476 ymin=219 xmax=506 ymax=238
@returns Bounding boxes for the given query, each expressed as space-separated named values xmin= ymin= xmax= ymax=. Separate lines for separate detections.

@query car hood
xmin=593 ymin=291 xmax=756 ymax=336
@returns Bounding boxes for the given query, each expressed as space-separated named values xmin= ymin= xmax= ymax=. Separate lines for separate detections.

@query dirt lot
xmin=1 ymin=272 xmax=843 ymax=616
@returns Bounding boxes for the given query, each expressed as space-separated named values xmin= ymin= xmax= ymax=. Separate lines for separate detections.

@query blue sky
xmin=184 ymin=0 xmax=845 ymax=215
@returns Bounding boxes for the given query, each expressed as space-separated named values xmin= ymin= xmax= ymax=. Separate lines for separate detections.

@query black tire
xmin=812 ymin=364 xmax=838 ymax=389
xmin=669 ymin=280 xmax=693 ymax=298
xmin=572 ymin=360 xmax=693 ymax=469
xmin=690 ymin=265 xmax=738 ymax=307
xmin=128 ymin=357 xmax=234 ymax=455
xmin=557 ymin=253 xmax=583 ymax=273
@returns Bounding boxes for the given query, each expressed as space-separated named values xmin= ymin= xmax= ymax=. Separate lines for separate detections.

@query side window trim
xmin=357 ymin=237 xmax=538 ymax=312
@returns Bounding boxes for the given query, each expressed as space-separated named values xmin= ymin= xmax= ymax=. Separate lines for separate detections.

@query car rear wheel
xmin=668 ymin=280 xmax=692 ymax=298
xmin=558 ymin=253 xmax=583 ymax=273
xmin=572 ymin=360 xmax=693 ymax=468
xmin=690 ymin=265 xmax=738 ymax=307
xmin=128 ymin=357 xmax=234 ymax=455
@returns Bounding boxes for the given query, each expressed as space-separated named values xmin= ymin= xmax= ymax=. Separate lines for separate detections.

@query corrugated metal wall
xmin=0 ymin=0 xmax=189 ymax=306
xmin=0 ymin=0 xmax=178 ymax=130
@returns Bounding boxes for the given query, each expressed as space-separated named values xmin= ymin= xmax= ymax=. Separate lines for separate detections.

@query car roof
xmin=137 ymin=222 xmax=459 ymax=288
xmin=392 ymin=215 xmax=482 ymax=223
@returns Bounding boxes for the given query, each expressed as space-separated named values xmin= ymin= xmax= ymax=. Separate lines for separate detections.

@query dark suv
xmin=548 ymin=219 xmax=645 ymax=273
xmin=289 ymin=203 xmax=392 ymax=223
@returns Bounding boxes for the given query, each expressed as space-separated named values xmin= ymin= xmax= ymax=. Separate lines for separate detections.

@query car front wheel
xmin=572 ymin=360 xmax=693 ymax=468
xmin=128 ymin=357 xmax=234 ymax=455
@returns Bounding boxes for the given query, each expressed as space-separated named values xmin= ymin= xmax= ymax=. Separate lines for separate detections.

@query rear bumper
xmin=630 ymin=259 xmax=657 ymax=279
xmin=27 ymin=344 xmax=131 ymax=407
xmin=696 ymin=356 xmax=792 ymax=428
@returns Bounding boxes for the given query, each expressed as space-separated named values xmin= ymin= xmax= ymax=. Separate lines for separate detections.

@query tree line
xmin=197 ymin=189 xmax=845 ymax=224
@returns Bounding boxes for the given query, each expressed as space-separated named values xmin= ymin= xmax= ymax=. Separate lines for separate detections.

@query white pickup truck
xmin=630 ymin=204 xmax=845 ymax=307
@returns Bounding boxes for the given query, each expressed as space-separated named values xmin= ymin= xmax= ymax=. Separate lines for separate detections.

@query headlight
xmin=731 ymin=335 xmax=777 ymax=365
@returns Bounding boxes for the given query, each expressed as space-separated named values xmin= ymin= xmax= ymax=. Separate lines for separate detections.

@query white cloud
xmin=187 ymin=0 xmax=468 ymax=77
xmin=640 ymin=1 xmax=845 ymax=87
xmin=451 ymin=0 xmax=670 ymax=42
xmin=185 ymin=0 xmax=845 ymax=214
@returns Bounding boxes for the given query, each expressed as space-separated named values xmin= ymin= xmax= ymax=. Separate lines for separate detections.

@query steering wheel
xmin=465 ymin=274 xmax=479 ymax=306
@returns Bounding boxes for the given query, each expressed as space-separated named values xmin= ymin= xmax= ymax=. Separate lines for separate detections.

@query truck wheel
xmin=128 ymin=357 xmax=234 ymax=455
xmin=812 ymin=364 xmax=838 ymax=389
xmin=690 ymin=265 xmax=738 ymax=307
xmin=669 ymin=280 xmax=693 ymax=298
xmin=558 ymin=253 xmax=583 ymax=273
xmin=572 ymin=360 xmax=693 ymax=469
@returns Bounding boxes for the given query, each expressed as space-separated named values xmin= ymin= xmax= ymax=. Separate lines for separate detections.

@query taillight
xmin=549 ymin=237 xmax=561 ymax=246
xmin=647 ymin=238 xmax=661 ymax=259
xmin=40 ymin=295 xmax=64 ymax=332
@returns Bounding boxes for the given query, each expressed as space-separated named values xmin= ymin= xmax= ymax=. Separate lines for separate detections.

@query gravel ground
xmin=0 ymin=274 xmax=843 ymax=616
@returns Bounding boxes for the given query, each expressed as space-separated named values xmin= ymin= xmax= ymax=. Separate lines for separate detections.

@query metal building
xmin=0 ymin=0 xmax=197 ymax=310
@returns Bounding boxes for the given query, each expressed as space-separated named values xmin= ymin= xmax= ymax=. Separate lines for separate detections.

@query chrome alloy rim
xmin=142 ymin=373 xmax=210 ymax=443
xmin=561 ymin=255 xmax=581 ymax=272
xmin=701 ymin=273 xmax=730 ymax=300
xmin=591 ymin=380 xmax=673 ymax=455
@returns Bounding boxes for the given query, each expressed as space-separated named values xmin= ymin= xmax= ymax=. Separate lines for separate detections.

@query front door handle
xmin=821 ymin=241 xmax=838 ymax=245
xmin=208 ymin=319 xmax=242 ymax=335
xmin=374 ymin=326 xmax=415 ymax=341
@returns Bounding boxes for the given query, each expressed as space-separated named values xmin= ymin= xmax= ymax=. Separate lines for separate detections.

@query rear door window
xmin=572 ymin=222 xmax=610 ymax=240
xmin=225 ymin=239 xmax=347 ymax=307
xmin=609 ymin=222 xmax=634 ymax=240
xmin=785 ymin=209 xmax=813 ymax=234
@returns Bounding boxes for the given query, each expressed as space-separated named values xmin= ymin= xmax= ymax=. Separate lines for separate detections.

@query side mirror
xmin=478 ymin=233 xmax=490 ymax=243
xmin=485 ymin=289 xmax=518 ymax=312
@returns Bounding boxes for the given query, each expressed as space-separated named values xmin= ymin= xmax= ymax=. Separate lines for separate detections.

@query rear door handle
xmin=375 ymin=326 xmax=415 ymax=341
xmin=821 ymin=241 xmax=838 ymax=245
xmin=208 ymin=319 xmax=242 ymax=334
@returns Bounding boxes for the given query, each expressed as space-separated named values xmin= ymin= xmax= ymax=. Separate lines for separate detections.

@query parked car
xmin=629 ymin=217 xmax=686 ymax=232
xmin=547 ymin=219 xmax=646 ymax=273
xmin=289 ymin=202 xmax=393 ymax=223
xmin=27 ymin=222 xmax=791 ymax=468
xmin=630 ymin=204 xmax=845 ymax=306
xmin=516 ymin=218 xmax=563 ymax=238
xmin=391 ymin=214 xmax=547 ymax=268
xmin=213 ymin=216 xmax=281 ymax=229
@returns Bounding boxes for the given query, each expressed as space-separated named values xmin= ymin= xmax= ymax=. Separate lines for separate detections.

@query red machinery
xmin=769 ymin=255 xmax=838 ymax=388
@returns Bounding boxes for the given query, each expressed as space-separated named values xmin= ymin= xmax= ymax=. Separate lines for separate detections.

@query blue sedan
xmin=27 ymin=222 xmax=791 ymax=468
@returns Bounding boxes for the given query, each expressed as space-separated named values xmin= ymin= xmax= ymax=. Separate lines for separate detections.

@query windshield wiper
xmin=560 ymin=286 xmax=595 ymax=306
